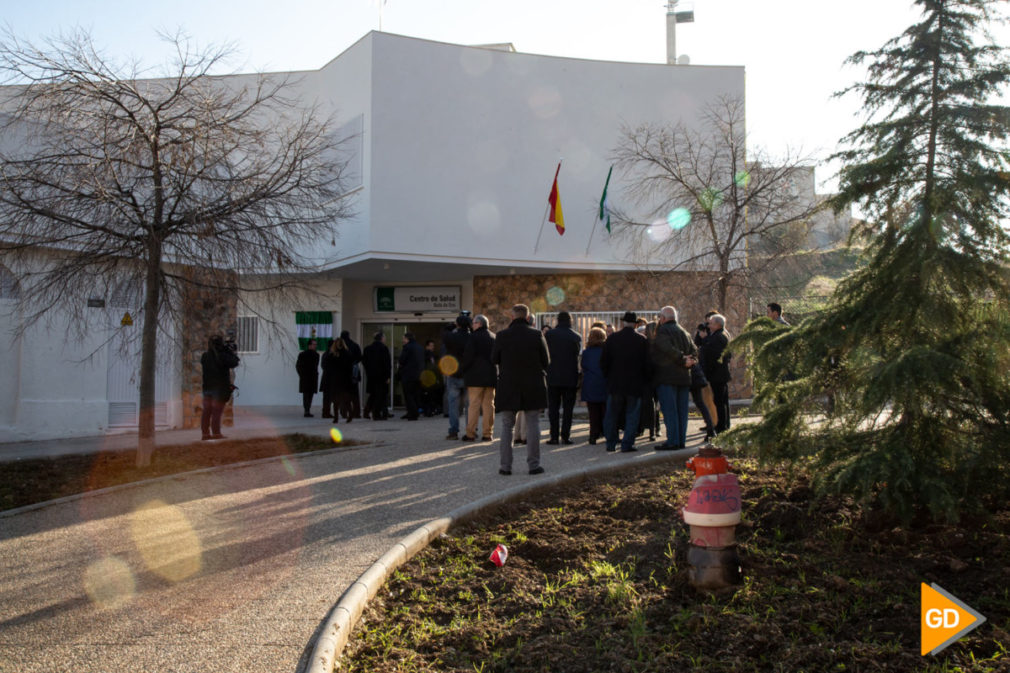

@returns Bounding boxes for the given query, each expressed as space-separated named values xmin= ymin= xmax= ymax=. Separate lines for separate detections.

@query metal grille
xmin=236 ymin=316 xmax=259 ymax=353
xmin=536 ymin=310 xmax=661 ymax=343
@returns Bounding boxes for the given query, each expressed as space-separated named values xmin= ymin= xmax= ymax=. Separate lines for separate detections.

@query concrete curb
xmin=0 ymin=441 xmax=382 ymax=519
xmin=303 ymin=446 xmax=695 ymax=673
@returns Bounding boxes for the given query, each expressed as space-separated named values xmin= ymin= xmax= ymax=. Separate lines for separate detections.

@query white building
xmin=0 ymin=32 xmax=745 ymax=441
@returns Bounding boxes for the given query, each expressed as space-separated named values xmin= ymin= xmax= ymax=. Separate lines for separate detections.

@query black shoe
xmin=482 ymin=436 xmax=493 ymax=442
xmin=606 ymin=446 xmax=617 ymax=452
xmin=446 ymin=432 xmax=459 ymax=440
xmin=321 ymin=414 xmax=332 ymax=419
xmin=201 ymin=435 xmax=212 ymax=441
xmin=546 ymin=439 xmax=559 ymax=445
xmin=655 ymin=443 xmax=678 ymax=451
xmin=620 ymin=446 xmax=637 ymax=453
xmin=513 ymin=438 xmax=524 ymax=446
xmin=588 ymin=438 xmax=597 ymax=445
xmin=461 ymin=435 xmax=477 ymax=441
xmin=304 ymin=412 xmax=313 ymax=418
xmin=528 ymin=466 xmax=545 ymax=475
xmin=561 ymin=438 xmax=574 ymax=445
xmin=401 ymin=414 xmax=409 ymax=419
xmin=211 ymin=434 xmax=226 ymax=440
xmin=499 ymin=469 xmax=512 ymax=476
xmin=406 ymin=417 xmax=419 ymax=421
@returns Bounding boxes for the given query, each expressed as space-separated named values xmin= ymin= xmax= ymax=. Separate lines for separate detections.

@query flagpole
xmin=585 ymin=218 xmax=598 ymax=256
xmin=533 ymin=202 xmax=550 ymax=253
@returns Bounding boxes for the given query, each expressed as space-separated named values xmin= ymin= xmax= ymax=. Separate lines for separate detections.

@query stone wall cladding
xmin=180 ymin=268 xmax=239 ymax=430
xmin=473 ymin=271 xmax=751 ymax=398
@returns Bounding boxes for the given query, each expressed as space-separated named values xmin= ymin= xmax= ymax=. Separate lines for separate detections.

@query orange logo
xmin=921 ymin=583 xmax=986 ymax=655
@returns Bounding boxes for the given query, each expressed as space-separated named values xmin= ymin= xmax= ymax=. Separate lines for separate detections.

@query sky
xmin=4 ymin=0 xmax=1009 ymax=191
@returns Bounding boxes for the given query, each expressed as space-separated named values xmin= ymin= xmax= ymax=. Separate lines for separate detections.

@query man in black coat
xmin=295 ymin=339 xmax=320 ymax=417
xmin=362 ymin=332 xmax=391 ymax=420
xmin=492 ymin=304 xmax=550 ymax=475
xmin=398 ymin=332 xmax=424 ymax=420
xmin=460 ymin=314 xmax=497 ymax=441
xmin=340 ymin=330 xmax=363 ymax=419
xmin=601 ymin=311 xmax=651 ymax=453
xmin=545 ymin=310 xmax=582 ymax=445
xmin=699 ymin=313 xmax=732 ymax=433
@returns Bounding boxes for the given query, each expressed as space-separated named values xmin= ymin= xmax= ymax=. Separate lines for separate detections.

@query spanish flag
xmin=548 ymin=162 xmax=564 ymax=235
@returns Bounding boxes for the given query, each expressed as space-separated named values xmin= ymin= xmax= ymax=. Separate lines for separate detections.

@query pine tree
xmin=729 ymin=0 xmax=1010 ymax=521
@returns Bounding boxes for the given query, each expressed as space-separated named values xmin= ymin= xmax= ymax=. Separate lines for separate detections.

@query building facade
xmin=0 ymin=32 xmax=746 ymax=440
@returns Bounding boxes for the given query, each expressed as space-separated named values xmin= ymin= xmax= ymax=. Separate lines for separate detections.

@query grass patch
xmin=343 ymin=459 xmax=1010 ymax=672
xmin=0 ymin=433 xmax=361 ymax=511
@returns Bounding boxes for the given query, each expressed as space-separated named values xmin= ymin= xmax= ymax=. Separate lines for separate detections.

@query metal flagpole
xmin=584 ymin=218 xmax=598 ymax=256
xmin=533 ymin=202 xmax=550 ymax=253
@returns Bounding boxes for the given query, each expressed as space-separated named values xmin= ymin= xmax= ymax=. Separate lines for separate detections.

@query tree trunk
xmin=136 ymin=250 xmax=162 ymax=468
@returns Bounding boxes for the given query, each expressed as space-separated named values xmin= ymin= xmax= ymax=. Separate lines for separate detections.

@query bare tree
xmin=612 ymin=97 xmax=824 ymax=312
xmin=0 ymin=29 xmax=353 ymax=465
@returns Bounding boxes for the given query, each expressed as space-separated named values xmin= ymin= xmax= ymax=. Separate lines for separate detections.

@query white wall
xmin=367 ymin=33 xmax=745 ymax=269
xmin=231 ymin=277 xmax=344 ymax=406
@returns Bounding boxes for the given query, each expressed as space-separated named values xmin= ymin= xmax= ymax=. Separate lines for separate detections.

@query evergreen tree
xmin=728 ymin=0 xmax=1010 ymax=521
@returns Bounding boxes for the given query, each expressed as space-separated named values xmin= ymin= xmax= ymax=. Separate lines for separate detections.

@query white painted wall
xmin=231 ymin=277 xmax=344 ymax=406
xmin=366 ymin=33 xmax=745 ymax=270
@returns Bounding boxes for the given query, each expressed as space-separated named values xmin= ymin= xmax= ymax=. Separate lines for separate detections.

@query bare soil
xmin=343 ymin=459 xmax=1010 ymax=672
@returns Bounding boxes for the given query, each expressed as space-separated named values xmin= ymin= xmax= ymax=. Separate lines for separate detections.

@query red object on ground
xmin=685 ymin=446 xmax=732 ymax=477
xmin=489 ymin=543 xmax=508 ymax=567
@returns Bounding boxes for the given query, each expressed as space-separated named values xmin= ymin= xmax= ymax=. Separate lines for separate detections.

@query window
xmin=235 ymin=316 xmax=259 ymax=353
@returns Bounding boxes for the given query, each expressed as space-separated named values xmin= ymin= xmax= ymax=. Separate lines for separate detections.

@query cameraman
xmin=442 ymin=311 xmax=472 ymax=439
xmin=201 ymin=333 xmax=241 ymax=440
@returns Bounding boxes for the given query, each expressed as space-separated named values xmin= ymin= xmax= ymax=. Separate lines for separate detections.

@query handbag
xmin=689 ymin=362 xmax=708 ymax=390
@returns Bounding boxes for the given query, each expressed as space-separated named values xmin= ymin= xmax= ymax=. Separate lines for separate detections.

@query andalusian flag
xmin=598 ymin=165 xmax=613 ymax=234
xmin=296 ymin=311 xmax=333 ymax=350
xmin=548 ymin=162 xmax=565 ymax=235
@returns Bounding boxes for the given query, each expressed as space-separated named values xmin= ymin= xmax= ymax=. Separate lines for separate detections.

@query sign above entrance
xmin=374 ymin=286 xmax=462 ymax=313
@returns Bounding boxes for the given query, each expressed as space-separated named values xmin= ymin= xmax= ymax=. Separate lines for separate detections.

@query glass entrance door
xmin=360 ymin=320 xmax=452 ymax=411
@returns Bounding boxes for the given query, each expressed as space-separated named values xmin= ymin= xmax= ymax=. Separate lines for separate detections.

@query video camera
xmin=224 ymin=328 xmax=238 ymax=353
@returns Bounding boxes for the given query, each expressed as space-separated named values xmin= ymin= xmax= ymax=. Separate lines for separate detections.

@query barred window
xmin=236 ymin=316 xmax=259 ymax=353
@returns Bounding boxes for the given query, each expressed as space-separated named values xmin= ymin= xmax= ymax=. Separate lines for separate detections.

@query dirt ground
xmin=342 ymin=459 xmax=1010 ymax=672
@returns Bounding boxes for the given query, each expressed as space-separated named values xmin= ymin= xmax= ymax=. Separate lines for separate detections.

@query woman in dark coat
xmin=296 ymin=340 xmax=320 ymax=417
xmin=580 ymin=327 xmax=608 ymax=444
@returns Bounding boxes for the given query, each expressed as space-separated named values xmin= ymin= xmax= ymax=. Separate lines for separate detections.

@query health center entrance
xmin=360 ymin=320 xmax=452 ymax=412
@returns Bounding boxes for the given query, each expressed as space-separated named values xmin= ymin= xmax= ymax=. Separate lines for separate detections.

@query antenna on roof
xmin=666 ymin=1 xmax=695 ymax=65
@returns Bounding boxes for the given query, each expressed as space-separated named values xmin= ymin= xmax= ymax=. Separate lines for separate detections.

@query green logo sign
xmin=375 ymin=287 xmax=395 ymax=312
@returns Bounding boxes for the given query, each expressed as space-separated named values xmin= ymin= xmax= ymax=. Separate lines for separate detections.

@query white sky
xmin=4 ymin=0 xmax=1009 ymax=190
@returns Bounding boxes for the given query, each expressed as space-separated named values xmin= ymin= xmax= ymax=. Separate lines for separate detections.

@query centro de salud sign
xmin=374 ymin=286 xmax=461 ymax=313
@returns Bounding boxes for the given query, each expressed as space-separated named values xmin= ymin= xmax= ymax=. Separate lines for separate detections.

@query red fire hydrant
xmin=682 ymin=446 xmax=742 ymax=590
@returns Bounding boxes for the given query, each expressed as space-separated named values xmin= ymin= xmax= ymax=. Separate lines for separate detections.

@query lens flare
xmin=666 ymin=207 xmax=692 ymax=231
xmin=330 ymin=427 xmax=343 ymax=444
xmin=438 ymin=355 xmax=459 ymax=376
xmin=698 ymin=188 xmax=723 ymax=212
xmin=83 ymin=556 xmax=135 ymax=610
xmin=420 ymin=369 xmax=437 ymax=388
xmin=545 ymin=286 xmax=566 ymax=306
xmin=734 ymin=170 xmax=751 ymax=188
xmin=647 ymin=225 xmax=671 ymax=243
xmin=280 ymin=456 xmax=296 ymax=477
xmin=130 ymin=499 xmax=202 ymax=583
xmin=530 ymin=297 xmax=548 ymax=315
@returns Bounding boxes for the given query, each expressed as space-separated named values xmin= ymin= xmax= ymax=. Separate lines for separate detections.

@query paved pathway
xmin=0 ymin=408 xmax=709 ymax=673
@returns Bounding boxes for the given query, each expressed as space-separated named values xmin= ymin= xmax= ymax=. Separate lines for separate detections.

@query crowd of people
xmin=283 ymin=301 xmax=750 ymax=476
